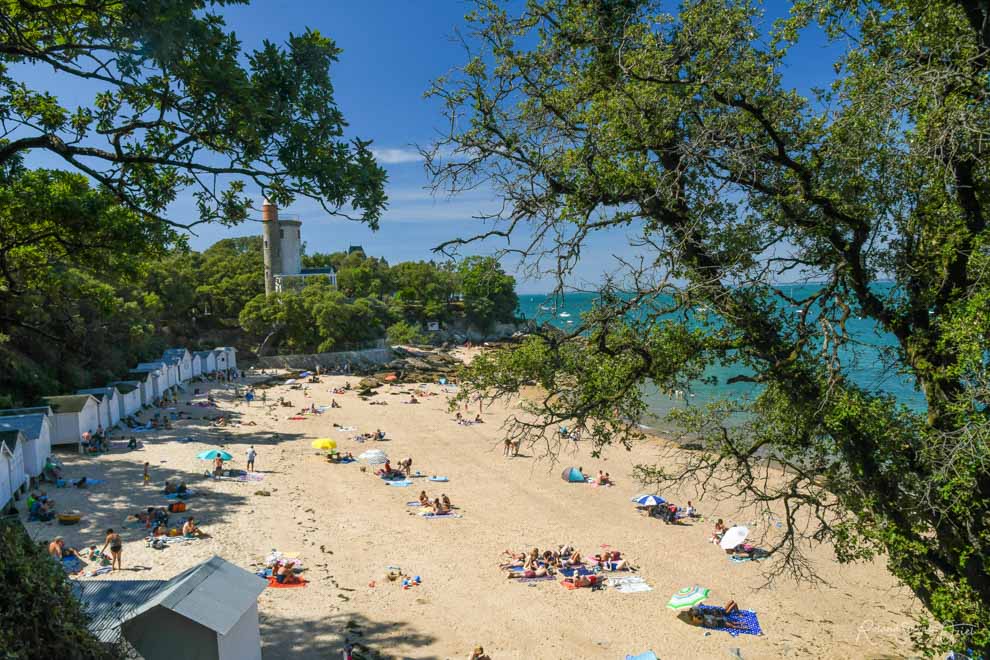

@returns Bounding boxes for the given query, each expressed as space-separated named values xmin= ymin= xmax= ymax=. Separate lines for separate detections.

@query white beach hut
xmin=163 ymin=348 xmax=193 ymax=382
xmin=135 ymin=364 xmax=167 ymax=399
xmin=125 ymin=371 xmax=154 ymax=407
xmin=191 ymin=352 xmax=203 ymax=378
xmin=0 ymin=414 xmax=52 ymax=480
xmin=0 ymin=430 xmax=28 ymax=510
xmin=77 ymin=387 xmax=121 ymax=429
xmin=109 ymin=382 xmax=142 ymax=418
xmin=76 ymin=555 xmax=267 ymax=660
xmin=42 ymin=394 xmax=101 ymax=448
xmin=195 ymin=350 xmax=217 ymax=376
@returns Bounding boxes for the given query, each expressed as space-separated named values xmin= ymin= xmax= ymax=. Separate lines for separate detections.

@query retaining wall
xmin=253 ymin=347 xmax=393 ymax=371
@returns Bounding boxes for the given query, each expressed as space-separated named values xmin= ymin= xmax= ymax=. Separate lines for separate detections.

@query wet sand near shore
xmin=23 ymin=353 xmax=922 ymax=659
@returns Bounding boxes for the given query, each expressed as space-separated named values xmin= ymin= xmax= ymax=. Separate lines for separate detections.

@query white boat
xmin=559 ymin=312 xmax=571 ymax=318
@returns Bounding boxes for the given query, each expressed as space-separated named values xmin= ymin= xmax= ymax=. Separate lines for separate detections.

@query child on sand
xmin=143 ymin=462 xmax=150 ymax=485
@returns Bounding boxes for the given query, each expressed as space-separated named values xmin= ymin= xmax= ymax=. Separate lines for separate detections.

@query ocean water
xmin=517 ymin=287 xmax=925 ymax=434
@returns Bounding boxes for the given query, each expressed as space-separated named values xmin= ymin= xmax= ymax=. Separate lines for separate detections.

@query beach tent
xmin=75 ymin=555 xmax=266 ymax=660
xmin=108 ymin=382 xmax=143 ymax=418
xmin=0 ymin=430 xmax=27 ymax=510
xmin=163 ymin=348 xmax=193 ymax=382
xmin=42 ymin=394 xmax=100 ymax=448
xmin=0 ymin=413 xmax=52 ymax=480
xmin=77 ymin=387 xmax=121 ymax=429
xmin=561 ymin=467 xmax=586 ymax=483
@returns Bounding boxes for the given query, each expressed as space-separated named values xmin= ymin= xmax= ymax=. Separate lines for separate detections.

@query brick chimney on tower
xmin=261 ymin=198 xmax=281 ymax=295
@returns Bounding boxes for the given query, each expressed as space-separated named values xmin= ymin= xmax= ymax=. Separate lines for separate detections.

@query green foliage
xmin=432 ymin=0 xmax=990 ymax=654
xmin=0 ymin=522 xmax=117 ymax=658
xmin=0 ymin=0 xmax=386 ymax=229
xmin=457 ymin=256 xmax=518 ymax=330
xmin=386 ymin=320 xmax=427 ymax=346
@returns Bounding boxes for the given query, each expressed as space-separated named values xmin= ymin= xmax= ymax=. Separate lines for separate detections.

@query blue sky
xmin=17 ymin=1 xmax=841 ymax=293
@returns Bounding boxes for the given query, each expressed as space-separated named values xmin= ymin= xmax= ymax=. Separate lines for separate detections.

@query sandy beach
xmin=23 ymin=351 xmax=924 ymax=659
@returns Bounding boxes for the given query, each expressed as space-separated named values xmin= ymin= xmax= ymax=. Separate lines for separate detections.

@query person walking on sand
xmin=101 ymin=528 xmax=123 ymax=571
xmin=143 ymin=462 xmax=150 ymax=485
xmin=247 ymin=446 xmax=257 ymax=472
xmin=245 ymin=389 xmax=254 ymax=406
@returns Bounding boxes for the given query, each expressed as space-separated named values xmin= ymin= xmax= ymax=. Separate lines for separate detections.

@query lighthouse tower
xmin=261 ymin=199 xmax=336 ymax=294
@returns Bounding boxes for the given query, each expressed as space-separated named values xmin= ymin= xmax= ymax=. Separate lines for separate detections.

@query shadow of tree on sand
xmin=261 ymin=609 xmax=437 ymax=660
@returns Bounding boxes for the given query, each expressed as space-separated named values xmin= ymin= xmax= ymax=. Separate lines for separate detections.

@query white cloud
xmin=370 ymin=147 xmax=424 ymax=164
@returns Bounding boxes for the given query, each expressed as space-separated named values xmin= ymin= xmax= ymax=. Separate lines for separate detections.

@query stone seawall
xmin=252 ymin=347 xmax=393 ymax=371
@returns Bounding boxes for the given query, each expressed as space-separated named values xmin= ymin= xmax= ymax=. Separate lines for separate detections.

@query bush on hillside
xmin=0 ymin=521 xmax=117 ymax=659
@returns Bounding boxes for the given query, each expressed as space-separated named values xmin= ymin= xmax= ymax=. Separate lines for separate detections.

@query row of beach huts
xmin=0 ymin=346 xmax=237 ymax=513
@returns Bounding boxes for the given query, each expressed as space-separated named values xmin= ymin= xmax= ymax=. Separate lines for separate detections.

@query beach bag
xmin=168 ymin=502 xmax=186 ymax=513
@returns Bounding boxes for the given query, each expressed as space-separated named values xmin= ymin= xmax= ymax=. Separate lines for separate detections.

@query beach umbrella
xmin=358 ymin=450 xmax=388 ymax=465
xmin=666 ymin=585 xmax=710 ymax=610
xmin=197 ymin=449 xmax=233 ymax=461
xmin=311 ymin=438 xmax=336 ymax=450
xmin=632 ymin=494 xmax=665 ymax=507
xmin=719 ymin=525 xmax=749 ymax=550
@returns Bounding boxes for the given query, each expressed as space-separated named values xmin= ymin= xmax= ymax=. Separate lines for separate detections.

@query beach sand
xmin=23 ymin=353 xmax=923 ymax=659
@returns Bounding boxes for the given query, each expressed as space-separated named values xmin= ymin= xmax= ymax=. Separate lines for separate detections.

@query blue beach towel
xmin=696 ymin=606 xmax=763 ymax=636
xmin=385 ymin=480 xmax=412 ymax=487
xmin=337 ymin=457 xmax=355 ymax=463
xmin=428 ymin=476 xmax=449 ymax=482
xmin=626 ymin=653 xmax=659 ymax=660
xmin=558 ymin=566 xmax=595 ymax=578
xmin=62 ymin=556 xmax=84 ymax=574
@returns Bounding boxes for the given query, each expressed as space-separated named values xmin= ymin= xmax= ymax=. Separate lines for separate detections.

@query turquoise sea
xmin=517 ymin=287 xmax=925 ymax=435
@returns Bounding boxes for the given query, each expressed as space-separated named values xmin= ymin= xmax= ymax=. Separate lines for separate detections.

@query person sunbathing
xmin=407 ymin=396 xmax=419 ymax=404
xmin=152 ymin=523 xmax=167 ymax=537
xmin=564 ymin=574 xmax=596 ymax=588
xmin=441 ymin=494 xmax=452 ymax=512
xmin=473 ymin=414 xmax=483 ymax=423
xmin=712 ymin=519 xmax=726 ymax=543
xmin=432 ymin=498 xmax=444 ymax=515
xmin=685 ymin=501 xmax=698 ymax=518
xmin=275 ymin=560 xmax=300 ymax=584
xmin=49 ymin=537 xmax=80 ymax=560
xmin=182 ymin=517 xmax=207 ymax=538
xmin=470 ymin=646 xmax=492 ymax=660
xmin=419 ymin=491 xmax=430 ymax=507
xmin=687 ymin=601 xmax=744 ymax=630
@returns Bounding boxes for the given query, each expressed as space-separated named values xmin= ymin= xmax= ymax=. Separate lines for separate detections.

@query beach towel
xmin=560 ymin=575 xmax=600 ymax=590
xmin=288 ymin=416 xmax=306 ymax=421
xmin=695 ymin=606 xmax=763 ymax=636
xmin=419 ymin=511 xmax=461 ymax=519
xmin=609 ymin=576 xmax=652 ymax=593
xmin=428 ymin=476 xmax=449 ymax=482
xmin=558 ymin=566 xmax=595 ymax=578
xmin=236 ymin=473 xmax=265 ymax=482
xmin=267 ymin=576 xmax=308 ymax=588
xmin=65 ymin=478 xmax=104 ymax=486
xmin=87 ymin=566 xmax=113 ymax=577
xmin=336 ymin=426 xmax=357 ymax=432
xmin=513 ymin=574 xmax=556 ymax=583
xmin=62 ymin=556 xmax=85 ymax=574
xmin=385 ymin=480 xmax=412 ymax=487
xmin=406 ymin=502 xmax=424 ymax=507
xmin=336 ymin=457 xmax=356 ymax=463
xmin=165 ymin=489 xmax=197 ymax=500
xmin=626 ymin=652 xmax=659 ymax=660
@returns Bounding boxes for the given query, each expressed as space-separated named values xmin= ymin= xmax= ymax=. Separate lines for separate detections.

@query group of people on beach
xmin=417 ymin=490 xmax=453 ymax=514
xmin=500 ymin=545 xmax=633 ymax=585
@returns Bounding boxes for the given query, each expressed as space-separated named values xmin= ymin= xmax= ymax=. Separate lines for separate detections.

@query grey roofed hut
xmin=75 ymin=556 xmax=266 ymax=660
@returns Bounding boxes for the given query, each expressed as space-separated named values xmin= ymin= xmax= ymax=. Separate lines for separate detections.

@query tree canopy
xmin=0 ymin=0 xmax=386 ymax=229
xmin=429 ymin=0 xmax=990 ymax=653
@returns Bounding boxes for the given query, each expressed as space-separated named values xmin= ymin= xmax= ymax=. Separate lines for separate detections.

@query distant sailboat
xmin=559 ymin=312 xmax=571 ymax=318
